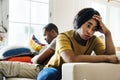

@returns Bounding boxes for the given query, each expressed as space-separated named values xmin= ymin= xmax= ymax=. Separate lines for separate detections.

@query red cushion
xmin=6 ymin=56 xmax=32 ymax=63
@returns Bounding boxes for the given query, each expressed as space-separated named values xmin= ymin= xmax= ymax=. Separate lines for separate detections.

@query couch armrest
xmin=6 ymin=78 xmax=36 ymax=80
xmin=62 ymin=63 xmax=120 ymax=80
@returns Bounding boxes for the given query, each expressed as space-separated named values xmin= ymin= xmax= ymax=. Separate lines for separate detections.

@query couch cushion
xmin=29 ymin=35 xmax=45 ymax=52
xmin=6 ymin=78 xmax=36 ymax=80
xmin=5 ymin=56 xmax=32 ymax=63
xmin=62 ymin=63 xmax=120 ymax=80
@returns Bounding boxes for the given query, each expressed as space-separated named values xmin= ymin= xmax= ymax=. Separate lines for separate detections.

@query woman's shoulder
xmin=60 ymin=30 xmax=75 ymax=37
xmin=90 ymin=35 xmax=104 ymax=43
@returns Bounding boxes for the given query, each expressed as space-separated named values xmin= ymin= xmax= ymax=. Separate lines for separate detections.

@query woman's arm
xmin=93 ymin=15 xmax=115 ymax=55
xmin=61 ymin=49 xmax=118 ymax=63
xmin=104 ymin=31 xmax=116 ymax=54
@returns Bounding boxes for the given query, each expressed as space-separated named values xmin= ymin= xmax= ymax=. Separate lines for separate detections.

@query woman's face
xmin=77 ymin=18 xmax=98 ymax=40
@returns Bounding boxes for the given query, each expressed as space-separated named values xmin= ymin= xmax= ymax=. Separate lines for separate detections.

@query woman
xmin=37 ymin=8 xmax=118 ymax=80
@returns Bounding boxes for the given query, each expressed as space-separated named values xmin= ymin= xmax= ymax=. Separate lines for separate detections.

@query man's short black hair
xmin=43 ymin=23 xmax=59 ymax=34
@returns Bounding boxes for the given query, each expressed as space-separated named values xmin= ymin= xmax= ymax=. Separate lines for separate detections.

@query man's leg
xmin=0 ymin=72 xmax=3 ymax=80
xmin=0 ymin=61 xmax=43 ymax=79
xmin=18 ymin=62 xmax=43 ymax=78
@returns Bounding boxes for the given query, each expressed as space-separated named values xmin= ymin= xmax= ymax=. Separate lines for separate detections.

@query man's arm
xmin=31 ymin=39 xmax=56 ymax=64
xmin=31 ymin=48 xmax=54 ymax=64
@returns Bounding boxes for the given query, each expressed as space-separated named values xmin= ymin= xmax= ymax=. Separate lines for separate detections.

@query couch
xmin=3 ymin=48 xmax=120 ymax=80
xmin=6 ymin=63 xmax=120 ymax=80
xmin=62 ymin=63 xmax=120 ymax=80
xmin=6 ymin=78 xmax=36 ymax=80
xmin=62 ymin=51 xmax=120 ymax=80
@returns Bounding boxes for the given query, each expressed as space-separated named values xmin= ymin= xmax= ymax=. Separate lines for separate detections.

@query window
xmin=109 ymin=6 xmax=120 ymax=47
xmin=8 ymin=0 xmax=49 ymax=46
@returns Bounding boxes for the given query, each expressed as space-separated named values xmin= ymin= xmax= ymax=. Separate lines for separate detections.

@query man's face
xmin=43 ymin=30 xmax=54 ymax=44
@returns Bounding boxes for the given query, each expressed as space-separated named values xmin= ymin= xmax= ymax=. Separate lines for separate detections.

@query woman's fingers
xmin=92 ymin=15 xmax=102 ymax=21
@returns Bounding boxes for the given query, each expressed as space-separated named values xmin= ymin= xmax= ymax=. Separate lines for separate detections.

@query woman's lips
xmin=84 ymin=35 xmax=90 ymax=40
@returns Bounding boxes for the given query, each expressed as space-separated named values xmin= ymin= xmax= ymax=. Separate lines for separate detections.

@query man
xmin=32 ymin=23 xmax=58 ymax=65
xmin=0 ymin=23 xmax=59 ymax=80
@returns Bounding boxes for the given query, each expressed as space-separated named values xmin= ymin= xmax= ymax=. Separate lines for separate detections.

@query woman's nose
xmin=87 ymin=29 xmax=93 ymax=35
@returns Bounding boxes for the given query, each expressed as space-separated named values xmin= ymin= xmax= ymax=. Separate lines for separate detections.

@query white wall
xmin=49 ymin=0 xmax=94 ymax=33
xmin=49 ymin=0 xmax=76 ymax=32
xmin=0 ymin=0 xmax=2 ymax=25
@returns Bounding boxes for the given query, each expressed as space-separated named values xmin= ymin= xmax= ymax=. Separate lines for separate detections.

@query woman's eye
xmin=87 ymin=24 xmax=91 ymax=28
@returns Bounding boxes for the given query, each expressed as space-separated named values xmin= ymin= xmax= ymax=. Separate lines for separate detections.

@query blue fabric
xmin=3 ymin=48 xmax=30 ymax=57
xmin=37 ymin=67 xmax=61 ymax=80
xmin=0 ymin=45 xmax=31 ymax=59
